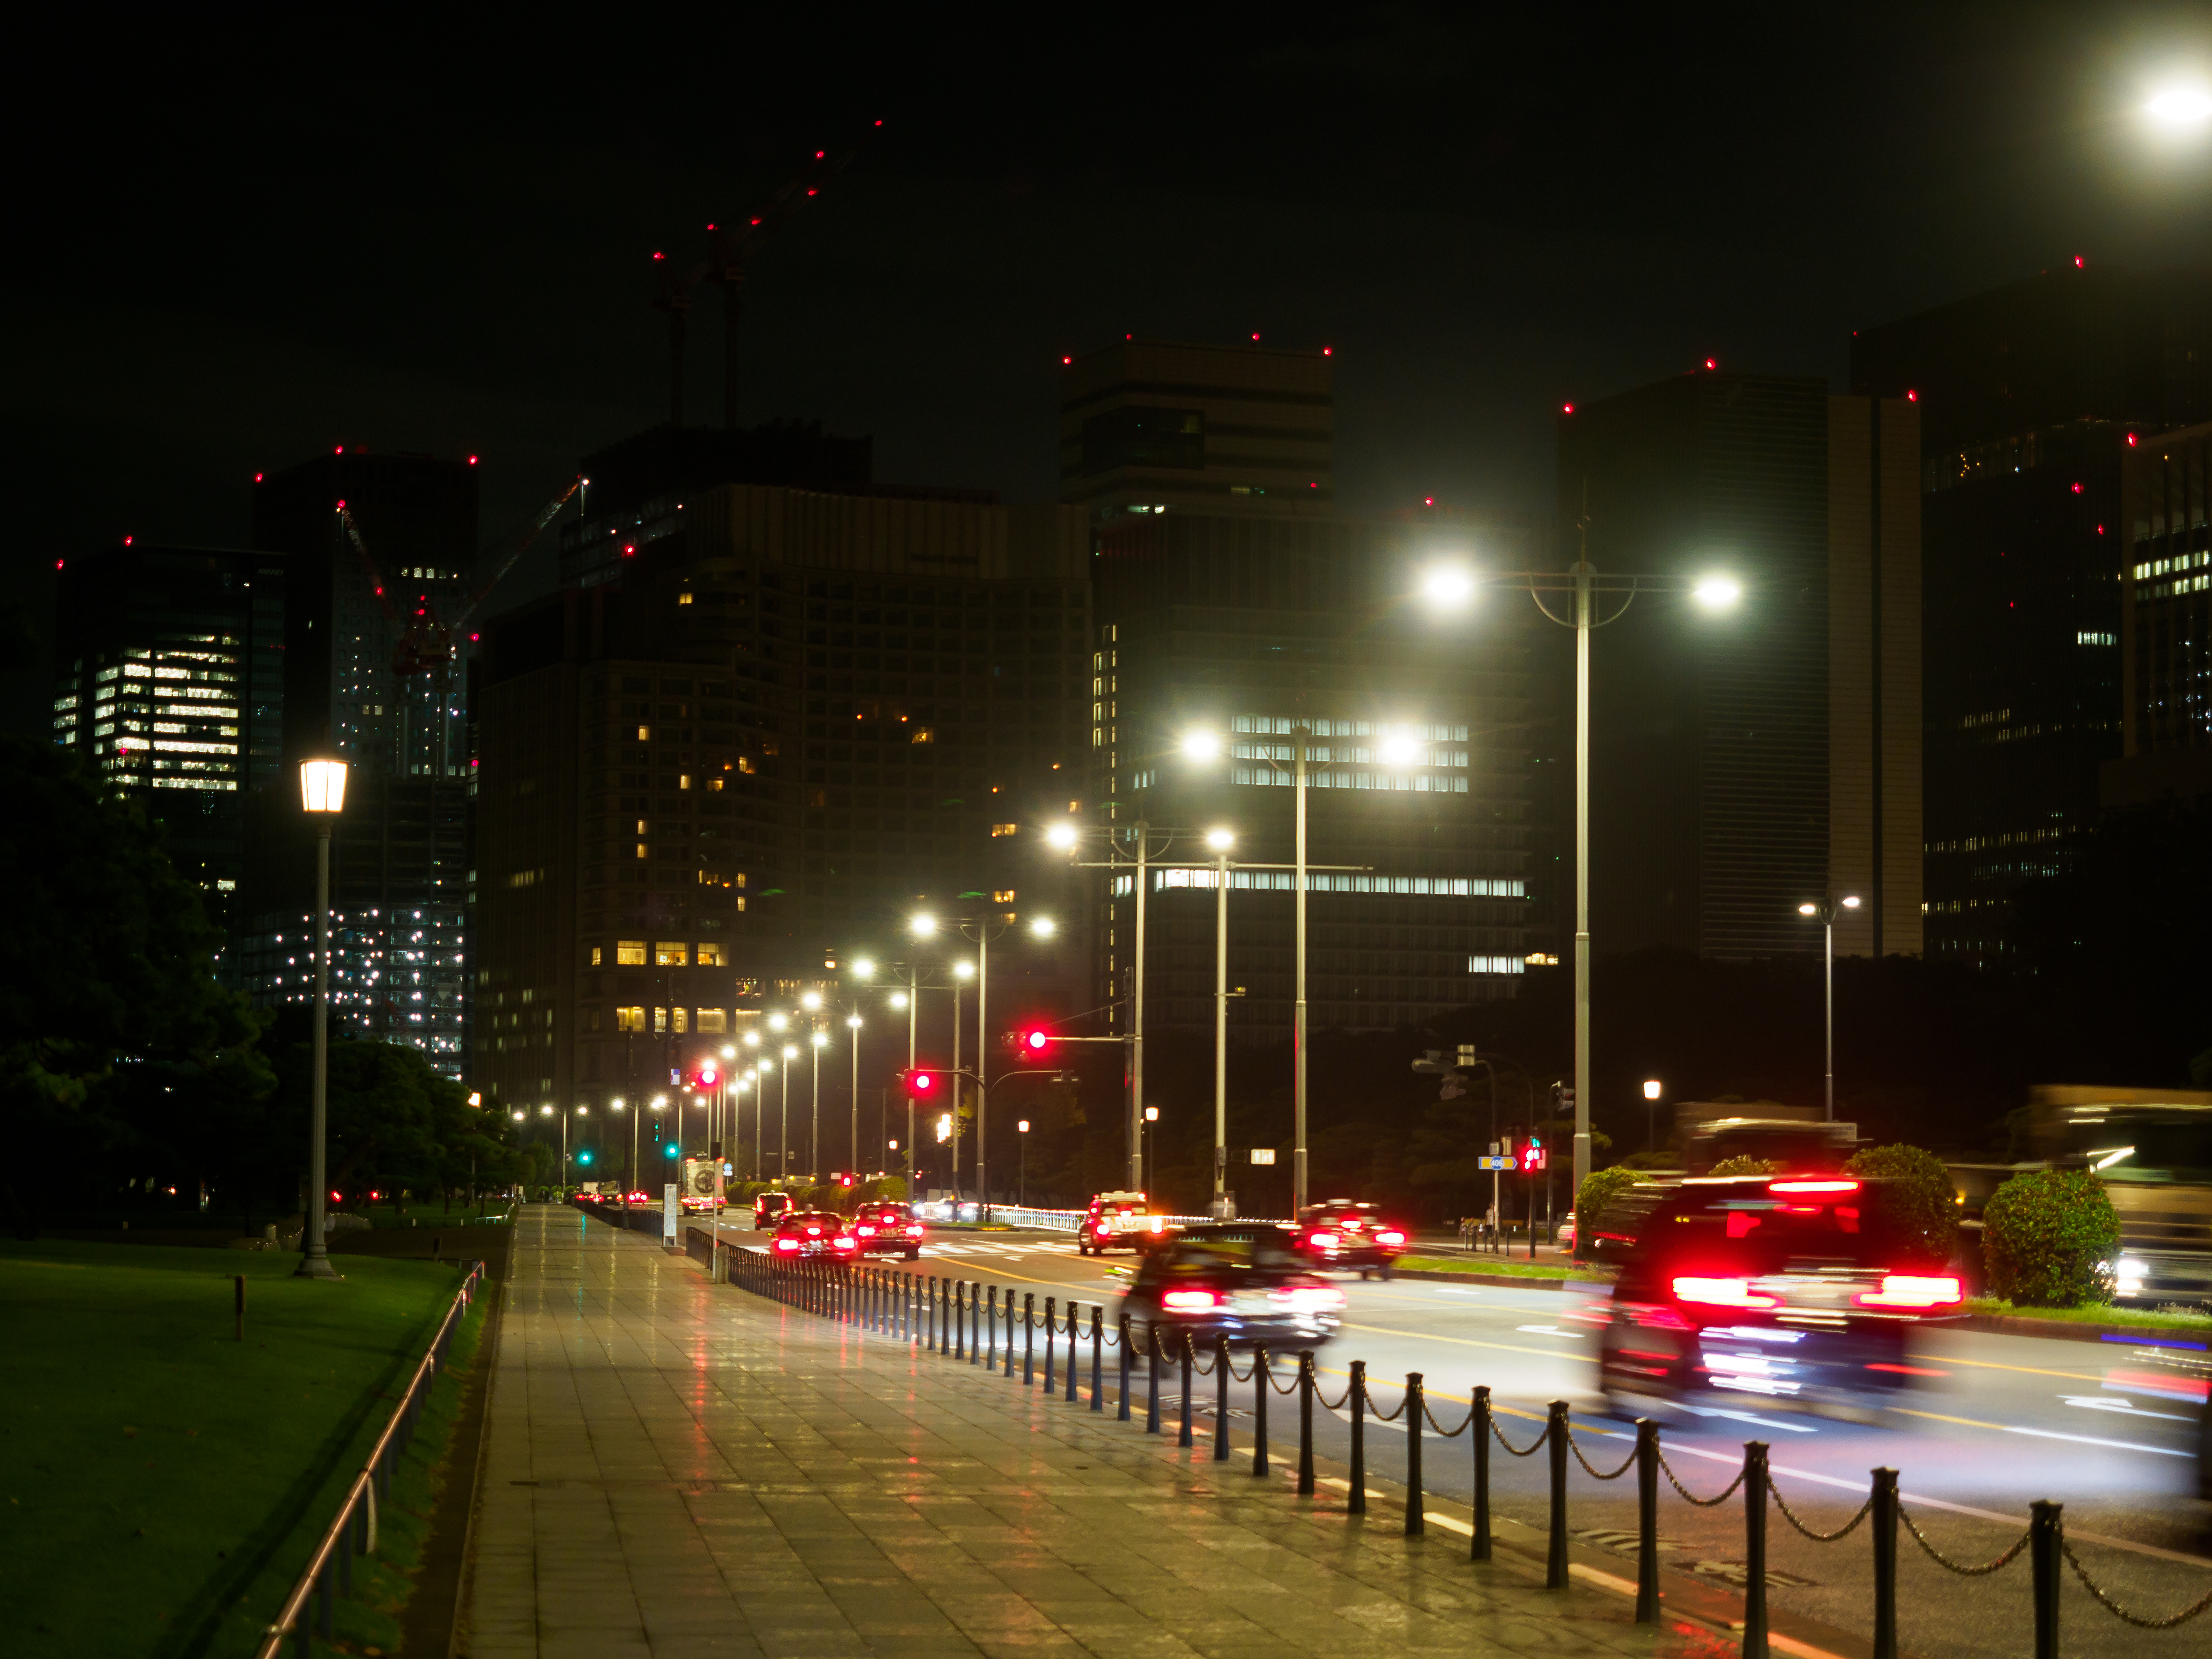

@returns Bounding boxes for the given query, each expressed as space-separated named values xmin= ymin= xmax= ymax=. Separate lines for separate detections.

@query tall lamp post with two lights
xmin=1798 ymin=896 xmax=1860 ymax=1122
xmin=1421 ymin=556 xmax=1743 ymax=1199
xmin=296 ymin=757 xmax=348 ymax=1279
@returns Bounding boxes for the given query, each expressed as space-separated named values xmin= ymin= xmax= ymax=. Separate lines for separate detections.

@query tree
xmin=1844 ymin=1143 xmax=1960 ymax=1269
xmin=1983 ymin=1168 xmax=2119 ymax=1308
xmin=0 ymin=740 xmax=266 ymax=1236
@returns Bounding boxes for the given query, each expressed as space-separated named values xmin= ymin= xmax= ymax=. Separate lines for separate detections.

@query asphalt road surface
xmin=717 ymin=1219 xmax=2212 ymax=1658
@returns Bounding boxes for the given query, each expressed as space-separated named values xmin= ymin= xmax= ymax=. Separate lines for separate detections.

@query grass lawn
xmin=1962 ymin=1295 xmax=2212 ymax=1333
xmin=0 ymin=1238 xmax=479 ymax=1659
xmin=1396 ymin=1252 xmax=1604 ymax=1281
xmin=346 ymin=1199 xmax=513 ymax=1231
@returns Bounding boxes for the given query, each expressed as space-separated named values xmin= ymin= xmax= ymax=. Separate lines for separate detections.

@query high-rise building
xmin=1850 ymin=264 xmax=2212 ymax=961
xmin=2111 ymin=420 xmax=2212 ymax=805
xmin=471 ymin=477 xmax=1089 ymax=1114
xmin=235 ymin=448 xmax=482 ymax=1076
xmin=1556 ymin=368 xmax=1923 ymax=960
xmin=49 ymin=541 xmax=285 ymax=931
xmin=1086 ymin=511 xmax=1541 ymax=1036
xmin=1059 ymin=340 xmax=1334 ymax=522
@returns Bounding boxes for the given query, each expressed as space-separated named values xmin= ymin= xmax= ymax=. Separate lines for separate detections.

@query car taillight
xmin=1307 ymin=1231 xmax=1338 ymax=1248
xmin=1857 ymin=1274 xmax=1962 ymax=1310
xmin=905 ymin=1225 xmax=923 ymax=1235
xmin=1342 ymin=1219 xmax=1364 ymax=1231
xmin=1150 ymin=1215 xmax=1166 ymax=1233
xmin=1275 ymin=1286 xmax=1346 ymax=1311
xmin=1161 ymin=1289 xmax=1220 ymax=1311
xmin=806 ymin=1227 xmax=821 ymax=1235
xmin=1769 ymin=1179 xmax=1860 ymax=1193
xmin=857 ymin=1225 xmax=875 ymax=1235
xmin=1671 ymin=1275 xmax=1779 ymax=1310
xmin=1375 ymin=1230 xmax=1406 ymax=1246
xmin=833 ymin=1237 xmax=856 ymax=1251
xmin=774 ymin=1238 xmax=798 ymax=1252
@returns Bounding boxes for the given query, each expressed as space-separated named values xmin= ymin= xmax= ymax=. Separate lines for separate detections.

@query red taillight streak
xmin=1618 ymin=1348 xmax=1676 ymax=1362
xmin=1770 ymin=1179 xmax=1859 ymax=1193
xmin=1375 ymin=1230 xmax=1406 ymax=1245
xmin=1857 ymin=1274 xmax=1962 ymax=1310
xmin=1672 ymin=1275 xmax=1778 ymax=1309
xmin=2104 ymin=1369 xmax=2211 ymax=1402
xmin=1866 ymin=1363 xmax=1950 ymax=1377
xmin=1161 ymin=1289 xmax=1220 ymax=1311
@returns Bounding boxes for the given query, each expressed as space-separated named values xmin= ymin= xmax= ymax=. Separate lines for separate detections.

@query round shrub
xmin=1844 ymin=1143 xmax=1960 ymax=1269
xmin=1982 ymin=1168 xmax=2119 ymax=1307
xmin=1708 ymin=1155 xmax=1782 ymax=1176
xmin=1575 ymin=1165 xmax=1651 ymax=1251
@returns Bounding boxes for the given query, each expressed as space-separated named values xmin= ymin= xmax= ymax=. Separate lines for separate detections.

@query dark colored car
xmin=1292 ymin=1201 xmax=1410 ymax=1278
xmin=1591 ymin=1175 xmax=1963 ymax=1417
xmin=852 ymin=1202 xmax=925 ymax=1259
xmin=1121 ymin=1225 xmax=1346 ymax=1352
xmin=754 ymin=1190 xmax=794 ymax=1229
xmin=768 ymin=1209 xmax=858 ymax=1261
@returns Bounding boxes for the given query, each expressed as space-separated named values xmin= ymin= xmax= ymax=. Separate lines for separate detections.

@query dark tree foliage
xmin=0 ymin=740 xmax=268 ymax=1235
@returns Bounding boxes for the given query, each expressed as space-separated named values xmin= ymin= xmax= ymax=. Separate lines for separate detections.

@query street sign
xmin=1248 ymin=1148 xmax=1277 ymax=1165
xmin=662 ymin=1182 xmax=678 ymax=1242
xmin=1478 ymin=1155 xmax=1516 ymax=1171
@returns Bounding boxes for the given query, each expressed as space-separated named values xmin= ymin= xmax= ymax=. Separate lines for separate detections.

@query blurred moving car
xmin=1122 ymin=1225 xmax=1345 ymax=1351
xmin=2102 ymin=1343 xmax=2212 ymax=1500
xmin=853 ymin=1201 xmax=926 ymax=1258
xmin=1079 ymin=1190 xmax=1169 ymax=1256
xmin=1591 ymin=1174 xmax=1963 ymax=1417
xmin=753 ymin=1190 xmax=793 ymax=1229
xmin=1292 ymin=1201 xmax=1409 ymax=1278
xmin=1557 ymin=1211 xmax=1576 ymax=1249
xmin=768 ymin=1210 xmax=858 ymax=1260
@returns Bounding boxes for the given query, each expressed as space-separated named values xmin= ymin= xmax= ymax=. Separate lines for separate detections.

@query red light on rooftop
xmin=1251 ymin=332 xmax=1260 ymax=341
xmin=124 ymin=534 xmax=134 ymax=546
xmin=815 ymin=150 xmax=825 ymax=159
xmin=1562 ymin=402 xmax=1575 ymax=414
xmin=1703 ymin=358 xmax=1717 ymax=370
xmin=2071 ymin=482 xmax=2083 ymax=494
xmin=706 ymin=222 xmax=716 ymax=231
xmin=1061 ymin=355 xmax=1072 ymax=364
xmin=750 ymin=217 xmax=761 ymax=225
xmin=336 ymin=499 xmax=346 ymax=509
xmin=2074 ymin=256 xmax=2085 ymax=268
xmin=254 ymin=471 xmax=264 ymax=482
xmin=335 ymin=445 xmax=344 ymax=454
xmin=806 ymin=189 xmax=817 ymax=196
xmin=467 ymin=454 xmax=477 ymax=465
xmin=55 ymin=558 xmax=63 ymax=569
xmin=1906 ymin=389 xmax=1917 ymax=402
xmin=2127 ymin=432 xmax=2139 ymax=447
xmin=623 ymin=544 xmax=636 ymax=556
xmin=470 ymin=632 xmax=480 ymax=642
xmin=1423 ymin=496 xmax=1435 ymax=506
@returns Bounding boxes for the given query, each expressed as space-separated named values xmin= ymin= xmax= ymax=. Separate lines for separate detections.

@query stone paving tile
xmin=456 ymin=1208 xmax=1706 ymax=1658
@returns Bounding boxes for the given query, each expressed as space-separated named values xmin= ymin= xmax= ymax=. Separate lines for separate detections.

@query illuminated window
xmin=616 ymin=940 xmax=647 ymax=966
xmin=991 ymin=824 xmax=1018 ymax=838
xmin=911 ymin=727 xmax=933 ymax=744
xmin=589 ymin=946 xmax=603 ymax=966
xmin=637 ymin=725 xmax=650 ymax=741
xmin=635 ymin=843 xmax=648 ymax=859
xmin=678 ymin=591 xmax=694 ymax=605
xmin=696 ymin=1009 xmax=727 ymax=1033
xmin=735 ymin=896 xmax=747 ymax=911
xmin=678 ymin=774 xmax=691 ymax=790
xmin=671 ymin=1006 xmax=688 ymax=1033
xmin=992 ymin=889 xmax=1016 ymax=903
xmin=652 ymin=1006 xmax=669 ymax=1033
xmin=696 ymin=942 xmax=727 ymax=966
xmin=655 ymin=942 xmax=688 ymax=966
xmin=709 ymin=777 xmax=724 ymax=791
xmin=634 ymin=818 xmax=648 ymax=833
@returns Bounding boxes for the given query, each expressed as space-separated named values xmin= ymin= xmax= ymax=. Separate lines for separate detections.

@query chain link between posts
xmin=1655 ymin=1449 xmax=1744 ymax=1504
xmin=1358 ymin=1374 xmax=1407 ymax=1423
xmin=2061 ymin=1539 xmax=2212 ymax=1629
xmin=1420 ymin=1397 xmax=1476 ymax=1437
xmin=1565 ymin=1423 xmax=1636 ymax=1480
xmin=1490 ymin=1411 xmax=1551 ymax=1458
xmin=1765 ymin=1475 xmax=1873 ymax=1542
xmin=1897 ymin=1505 xmax=2032 ymax=1576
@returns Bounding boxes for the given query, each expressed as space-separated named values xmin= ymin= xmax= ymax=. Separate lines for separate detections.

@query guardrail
xmin=716 ymin=1242 xmax=2212 ymax=1658
xmin=936 ymin=1204 xmax=1289 ymax=1232
xmin=253 ymin=1261 xmax=487 ymax=1659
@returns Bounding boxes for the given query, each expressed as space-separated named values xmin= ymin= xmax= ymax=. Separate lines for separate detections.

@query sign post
xmin=662 ymin=1182 xmax=678 ymax=1250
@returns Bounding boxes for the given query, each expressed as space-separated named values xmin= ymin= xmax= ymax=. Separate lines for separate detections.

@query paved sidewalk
xmin=458 ymin=1205 xmax=1711 ymax=1659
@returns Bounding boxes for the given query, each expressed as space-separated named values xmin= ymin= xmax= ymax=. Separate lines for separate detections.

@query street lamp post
xmin=1642 ymin=1078 xmax=1662 ymax=1157
xmin=1143 ymin=1104 xmax=1160 ymax=1190
xmin=780 ymin=1044 xmax=798 ymax=1178
xmin=1017 ymin=1119 xmax=1030 ymax=1207
xmin=847 ymin=1013 xmax=863 ymax=1173
xmin=295 ymin=758 xmax=347 ymax=1279
xmin=1205 ymin=827 xmax=1234 ymax=1217
xmin=1422 ymin=558 xmax=1742 ymax=1200
xmin=1797 ymin=896 xmax=1860 ymax=1121
xmin=809 ymin=1030 xmax=827 ymax=1178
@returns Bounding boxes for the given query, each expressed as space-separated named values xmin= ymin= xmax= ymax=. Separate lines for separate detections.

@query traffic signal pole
xmin=976 ymin=926 xmax=989 ymax=1217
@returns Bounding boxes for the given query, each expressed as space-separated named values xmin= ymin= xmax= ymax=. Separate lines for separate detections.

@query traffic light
xmin=838 ymin=1171 xmax=856 ymax=1188
xmin=1524 ymin=1136 xmax=1547 ymax=1172
xmin=696 ymin=1062 xmax=720 ymax=1089
xmin=904 ymin=1068 xmax=946 ymax=1100
xmin=1013 ymin=1025 xmax=1053 ymax=1061
xmin=577 ymin=1149 xmax=594 ymax=1166
xmin=663 ymin=1142 xmax=680 ymax=1159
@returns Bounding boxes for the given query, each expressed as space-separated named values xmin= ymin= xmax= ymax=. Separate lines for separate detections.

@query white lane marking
xmin=1681 ymin=1405 xmax=1818 ymax=1434
xmin=2061 ymin=1395 xmax=2195 ymax=1422
xmin=1515 ymin=1324 xmax=1579 ymax=1337
xmin=1432 ymin=1286 xmax=1483 ymax=1296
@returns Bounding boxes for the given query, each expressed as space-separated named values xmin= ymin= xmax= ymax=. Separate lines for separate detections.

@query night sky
xmin=7 ymin=6 xmax=2209 ymax=731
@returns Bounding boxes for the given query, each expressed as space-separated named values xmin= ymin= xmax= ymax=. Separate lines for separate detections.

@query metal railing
xmin=712 ymin=1236 xmax=2212 ymax=1658
xmin=928 ymin=1204 xmax=1284 ymax=1233
xmin=252 ymin=1262 xmax=487 ymax=1659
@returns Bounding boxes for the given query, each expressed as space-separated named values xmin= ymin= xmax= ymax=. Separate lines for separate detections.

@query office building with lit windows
xmin=1851 ymin=263 xmax=2212 ymax=962
xmin=1084 ymin=510 xmax=1541 ymax=1036
xmin=471 ymin=469 xmax=1090 ymax=1114
xmin=2110 ymin=419 xmax=2212 ymax=805
xmin=50 ymin=541 xmax=285 ymax=934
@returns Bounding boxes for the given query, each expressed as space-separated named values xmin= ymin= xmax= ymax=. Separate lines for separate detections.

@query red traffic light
xmin=1022 ymin=1028 xmax=1051 ymax=1054
xmin=904 ymin=1069 xmax=943 ymax=1100
xmin=696 ymin=1064 xmax=719 ymax=1087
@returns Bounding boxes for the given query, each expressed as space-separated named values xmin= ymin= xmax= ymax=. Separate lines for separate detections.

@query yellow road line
xmin=1337 ymin=1318 xmax=1586 ymax=1364
xmin=1906 ymin=1352 xmax=2101 ymax=1384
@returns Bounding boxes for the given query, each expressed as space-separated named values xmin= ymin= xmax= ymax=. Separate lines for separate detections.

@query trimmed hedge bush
xmin=1575 ymin=1165 xmax=1651 ymax=1247
xmin=1844 ymin=1143 xmax=1961 ymax=1269
xmin=1982 ymin=1168 xmax=2119 ymax=1307
xmin=1708 ymin=1155 xmax=1782 ymax=1176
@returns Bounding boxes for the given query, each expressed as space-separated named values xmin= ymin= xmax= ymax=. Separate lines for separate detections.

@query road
xmin=715 ymin=1218 xmax=2212 ymax=1659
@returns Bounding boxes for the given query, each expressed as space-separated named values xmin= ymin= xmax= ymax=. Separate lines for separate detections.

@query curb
xmin=1941 ymin=1312 xmax=2212 ymax=1347
xmin=1391 ymin=1265 xmax=1609 ymax=1292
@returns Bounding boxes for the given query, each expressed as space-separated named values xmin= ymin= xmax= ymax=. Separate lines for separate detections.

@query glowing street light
xmin=852 ymin=956 xmax=876 ymax=978
xmin=1030 ymin=915 xmax=1056 ymax=937
xmin=1692 ymin=575 xmax=1743 ymax=609
xmin=1045 ymin=822 xmax=1077 ymax=850
xmin=911 ymin=912 xmax=937 ymax=937
xmin=295 ymin=757 xmax=348 ymax=1280
xmin=1799 ymin=896 xmax=1861 ymax=1121
xmin=1422 ymin=568 xmax=1476 ymax=608
xmin=2145 ymin=84 xmax=2212 ymax=126
xmin=1179 ymin=729 xmax=1222 ymax=761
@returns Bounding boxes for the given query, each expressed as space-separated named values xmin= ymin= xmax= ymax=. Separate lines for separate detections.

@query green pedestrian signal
xmin=664 ymin=1142 xmax=680 ymax=1158
xmin=577 ymin=1150 xmax=594 ymax=1165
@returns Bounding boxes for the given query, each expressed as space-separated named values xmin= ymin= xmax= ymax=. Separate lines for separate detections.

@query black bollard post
xmin=1633 ymin=1420 xmax=1660 ymax=1622
xmin=1546 ymin=1401 xmax=1571 ymax=1591
xmin=1240 ymin=1345 xmax=1264 ymax=1478
xmin=1871 ymin=1467 xmax=1898 ymax=1659
xmin=1091 ymin=1307 xmax=1104 ymax=1411
xmin=983 ymin=1286 xmax=996 ymax=1367
xmin=1472 ymin=1386 xmax=1493 ymax=1562
xmin=1042 ymin=1298 xmax=1055 ymax=1393
xmin=1005 ymin=1290 xmax=1017 ymax=1378
xmin=954 ymin=1282 xmax=966 ymax=1360
xmin=1179 ymin=1332 xmax=1195 ymax=1447
xmin=2030 ymin=1500 xmax=2062 ymax=1659
xmin=1023 ymin=1294 xmax=1035 ymax=1384
xmin=929 ymin=1278 xmax=939 ymax=1351
xmin=1348 ymin=1360 xmax=1367 ymax=1515
xmin=1405 ymin=1373 xmax=1425 ymax=1537
xmin=1297 ymin=1352 xmax=1315 ymax=1494
xmin=1118 ymin=1315 xmax=1133 ymax=1420
xmin=1146 ymin=1323 xmax=1163 ymax=1433
xmin=1215 ymin=1337 xmax=1234 ymax=1462
xmin=1743 ymin=1441 xmax=1770 ymax=1658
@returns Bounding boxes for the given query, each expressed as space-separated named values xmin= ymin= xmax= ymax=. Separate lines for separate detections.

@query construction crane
xmin=336 ymin=474 xmax=585 ymax=771
xmin=651 ymin=119 xmax=883 ymax=430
